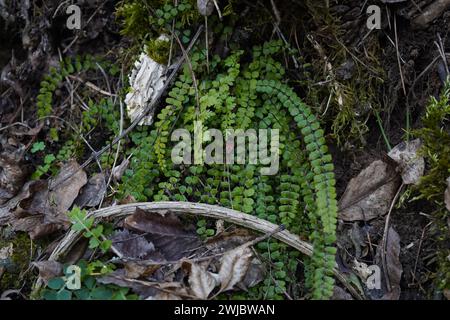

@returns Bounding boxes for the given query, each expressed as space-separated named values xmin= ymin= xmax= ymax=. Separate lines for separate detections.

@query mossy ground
xmin=0 ymin=230 xmax=36 ymax=291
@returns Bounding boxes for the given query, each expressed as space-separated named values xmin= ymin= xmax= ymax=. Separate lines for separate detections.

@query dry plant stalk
xmin=40 ymin=202 xmax=364 ymax=300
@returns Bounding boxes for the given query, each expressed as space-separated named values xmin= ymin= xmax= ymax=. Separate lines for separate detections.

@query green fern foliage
xmin=119 ymin=41 xmax=338 ymax=299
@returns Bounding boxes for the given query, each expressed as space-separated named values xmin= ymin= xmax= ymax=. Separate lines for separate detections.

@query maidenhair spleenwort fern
xmin=256 ymin=80 xmax=338 ymax=299
xmin=120 ymin=41 xmax=338 ymax=299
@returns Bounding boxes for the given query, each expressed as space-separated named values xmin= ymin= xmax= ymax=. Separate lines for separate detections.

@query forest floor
xmin=0 ymin=0 xmax=449 ymax=300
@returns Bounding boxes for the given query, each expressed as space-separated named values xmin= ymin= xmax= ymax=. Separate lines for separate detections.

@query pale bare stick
xmin=44 ymin=201 xmax=364 ymax=300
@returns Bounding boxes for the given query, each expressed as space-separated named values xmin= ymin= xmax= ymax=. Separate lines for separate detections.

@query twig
xmin=381 ymin=183 xmax=404 ymax=292
xmin=67 ymin=75 xmax=117 ymax=97
xmin=394 ymin=15 xmax=407 ymax=97
xmin=412 ymin=0 xmax=450 ymax=28
xmin=412 ymin=221 xmax=432 ymax=286
xmin=171 ymin=29 xmax=200 ymax=114
xmin=43 ymin=201 xmax=365 ymax=300
xmin=270 ymin=0 xmax=281 ymax=26
xmin=435 ymin=33 xmax=449 ymax=77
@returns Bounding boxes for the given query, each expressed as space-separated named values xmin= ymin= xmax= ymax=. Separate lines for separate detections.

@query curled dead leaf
xmin=124 ymin=209 xmax=202 ymax=261
xmin=375 ymin=227 xmax=403 ymax=300
xmin=112 ymin=158 xmax=129 ymax=181
xmin=0 ymin=148 xmax=27 ymax=204
xmin=217 ymin=245 xmax=254 ymax=292
xmin=74 ymin=173 xmax=106 ymax=208
xmin=0 ymin=243 xmax=13 ymax=260
xmin=48 ymin=160 xmax=87 ymax=221
xmin=182 ymin=261 xmax=218 ymax=299
xmin=339 ymin=160 xmax=401 ymax=221
xmin=33 ymin=260 xmax=63 ymax=283
xmin=388 ymin=139 xmax=424 ymax=185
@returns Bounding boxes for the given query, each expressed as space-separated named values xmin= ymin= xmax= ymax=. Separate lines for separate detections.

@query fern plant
xmin=119 ymin=40 xmax=338 ymax=299
xmin=33 ymin=55 xmax=121 ymax=178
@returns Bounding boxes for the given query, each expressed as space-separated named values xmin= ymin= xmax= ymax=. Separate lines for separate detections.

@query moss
xmin=0 ymin=231 xmax=35 ymax=290
xmin=146 ymin=38 xmax=171 ymax=65
xmin=301 ymin=2 xmax=385 ymax=149
xmin=413 ymin=81 xmax=450 ymax=295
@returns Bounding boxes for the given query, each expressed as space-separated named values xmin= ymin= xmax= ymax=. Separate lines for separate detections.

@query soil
xmin=0 ymin=0 xmax=449 ymax=300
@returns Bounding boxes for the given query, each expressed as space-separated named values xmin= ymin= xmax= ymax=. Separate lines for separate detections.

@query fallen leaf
xmin=205 ymin=228 xmax=254 ymax=254
xmin=29 ymin=223 xmax=61 ymax=240
xmin=112 ymin=158 xmax=129 ymax=181
xmin=388 ymin=139 xmax=424 ymax=185
xmin=445 ymin=177 xmax=450 ymax=211
xmin=0 ymin=148 xmax=27 ymax=204
xmin=110 ymin=229 xmax=159 ymax=260
xmin=146 ymin=292 xmax=182 ymax=300
xmin=48 ymin=160 xmax=87 ymax=221
xmin=33 ymin=261 xmax=63 ymax=283
xmin=183 ymin=261 xmax=218 ymax=299
xmin=74 ymin=173 xmax=106 ymax=208
xmin=205 ymin=229 xmax=264 ymax=290
xmin=4 ymin=162 xmax=87 ymax=238
xmin=339 ymin=160 xmax=401 ymax=221
xmin=124 ymin=209 xmax=202 ymax=261
xmin=0 ymin=243 xmax=13 ymax=260
xmin=444 ymin=289 xmax=450 ymax=300
xmin=239 ymin=258 xmax=265 ymax=290
xmin=217 ymin=245 xmax=254 ymax=292
xmin=332 ymin=286 xmax=353 ymax=300
xmin=98 ymin=269 xmax=184 ymax=298
xmin=124 ymin=261 xmax=161 ymax=279
xmin=16 ymin=180 xmax=49 ymax=215
xmin=0 ymin=181 xmax=40 ymax=223
xmin=375 ymin=226 xmax=403 ymax=300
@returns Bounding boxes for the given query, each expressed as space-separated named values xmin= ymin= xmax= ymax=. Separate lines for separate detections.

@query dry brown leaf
xmin=332 ymin=286 xmax=353 ymax=300
xmin=4 ymin=162 xmax=86 ymax=238
xmin=124 ymin=209 xmax=202 ymax=260
xmin=218 ymin=245 xmax=254 ymax=292
xmin=239 ymin=258 xmax=265 ymax=290
xmin=29 ymin=223 xmax=61 ymax=240
xmin=375 ymin=226 xmax=403 ymax=300
xmin=339 ymin=160 xmax=401 ymax=221
xmin=183 ymin=261 xmax=218 ymax=299
xmin=98 ymin=269 xmax=184 ymax=298
xmin=146 ymin=292 xmax=182 ymax=300
xmin=124 ymin=261 xmax=161 ymax=279
xmin=33 ymin=260 xmax=63 ymax=283
xmin=0 ymin=148 xmax=27 ymax=205
xmin=0 ymin=180 xmax=41 ymax=223
xmin=110 ymin=229 xmax=157 ymax=260
xmin=444 ymin=289 xmax=450 ymax=300
xmin=388 ymin=139 xmax=424 ymax=185
xmin=205 ymin=228 xmax=254 ymax=253
xmin=74 ymin=173 xmax=106 ymax=208
xmin=0 ymin=243 xmax=13 ymax=260
xmin=112 ymin=158 xmax=129 ymax=181
xmin=48 ymin=160 xmax=87 ymax=221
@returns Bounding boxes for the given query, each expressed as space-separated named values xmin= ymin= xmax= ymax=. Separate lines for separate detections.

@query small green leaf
xmin=56 ymin=289 xmax=72 ymax=300
xmin=47 ymin=277 xmax=65 ymax=290
xmin=88 ymin=237 xmax=100 ymax=249
xmin=31 ymin=141 xmax=45 ymax=153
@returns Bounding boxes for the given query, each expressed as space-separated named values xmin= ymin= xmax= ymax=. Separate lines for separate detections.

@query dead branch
xmin=412 ymin=0 xmax=450 ymax=28
xmin=43 ymin=201 xmax=365 ymax=300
